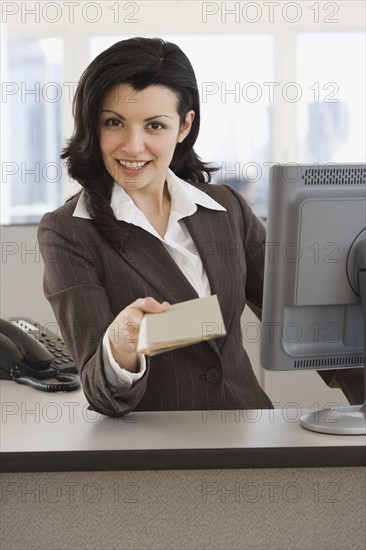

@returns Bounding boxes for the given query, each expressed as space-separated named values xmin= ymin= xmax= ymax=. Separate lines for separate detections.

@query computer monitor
xmin=260 ymin=163 xmax=366 ymax=434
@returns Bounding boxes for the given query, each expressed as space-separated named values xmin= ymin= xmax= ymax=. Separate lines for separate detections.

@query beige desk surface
xmin=1 ymin=381 xmax=365 ymax=472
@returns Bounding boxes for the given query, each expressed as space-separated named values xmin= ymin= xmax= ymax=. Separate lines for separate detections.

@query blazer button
xmin=206 ymin=368 xmax=222 ymax=383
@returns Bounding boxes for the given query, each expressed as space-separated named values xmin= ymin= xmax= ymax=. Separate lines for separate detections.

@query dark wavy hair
xmin=62 ymin=36 xmax=217 ymax=251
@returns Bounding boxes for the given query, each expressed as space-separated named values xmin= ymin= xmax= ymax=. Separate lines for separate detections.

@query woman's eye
xmin=103 ymin=118 xmax=122 ymax=127
xmin=147 ymin=122 xmax=164 ymax=130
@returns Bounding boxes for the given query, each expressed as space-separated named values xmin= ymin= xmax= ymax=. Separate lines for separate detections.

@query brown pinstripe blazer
xmin=37 ymin=183 xmax=363 ymax=416
xmin=38 ymin=183 xmax=274 ymax=416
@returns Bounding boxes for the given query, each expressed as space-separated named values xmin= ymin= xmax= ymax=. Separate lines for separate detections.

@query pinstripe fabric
xmin=37 ymin=183 xmax=273 ymax=416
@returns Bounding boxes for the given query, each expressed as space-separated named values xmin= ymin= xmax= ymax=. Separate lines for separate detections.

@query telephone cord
xmin=11 ymin=366 xmax=81 ymax=392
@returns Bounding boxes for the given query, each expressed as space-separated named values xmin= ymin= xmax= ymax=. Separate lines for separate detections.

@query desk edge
xmin=1 ymin=446 xmax=365 ymax=472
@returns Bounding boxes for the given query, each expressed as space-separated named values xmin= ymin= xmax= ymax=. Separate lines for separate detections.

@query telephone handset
xmin=0 ymin=317 xmax=80 ymax=392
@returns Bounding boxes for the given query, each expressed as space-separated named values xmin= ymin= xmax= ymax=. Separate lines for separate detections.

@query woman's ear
xmin=177 ymin=110 xmax=195 ymax=143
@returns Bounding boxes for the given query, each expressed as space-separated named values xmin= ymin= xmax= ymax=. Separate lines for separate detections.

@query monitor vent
xmin=302 ymin=166 xmax=366 ymax=186
xmin=293 ymin=355 xmax=364 ymax=369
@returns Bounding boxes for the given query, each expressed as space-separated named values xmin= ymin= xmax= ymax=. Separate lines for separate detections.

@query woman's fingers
xmin=110 ymin=298 xmax=171 ymax=348
xmin=129 ymin=297 xmax=171 ymax=313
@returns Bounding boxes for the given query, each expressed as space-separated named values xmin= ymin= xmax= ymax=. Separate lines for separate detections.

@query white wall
xmin=1 ymin=225 xmax=55 ymax=325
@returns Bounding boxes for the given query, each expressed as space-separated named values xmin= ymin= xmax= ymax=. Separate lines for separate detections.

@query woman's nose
xmin=120 ymin=129 xmax=145 ymax=156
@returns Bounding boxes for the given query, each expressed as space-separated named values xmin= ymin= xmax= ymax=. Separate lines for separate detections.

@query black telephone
xmin=0 ymin=317 xmax=80 ymax=392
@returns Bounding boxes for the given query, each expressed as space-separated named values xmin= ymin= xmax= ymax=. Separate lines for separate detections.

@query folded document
xmin=137 ymin=294 xmax=226 ymax=356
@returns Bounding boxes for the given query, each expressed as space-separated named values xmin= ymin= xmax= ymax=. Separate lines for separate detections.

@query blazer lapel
xmin=185 ymin=207 xmax=238 ymax=356
xmin=184 ymin=206 xmax=245 ymax=349
xmin=184 ymin=207 xmax=235 ymax=320
xmin=118 ymin=223 xmax=199 ymax=303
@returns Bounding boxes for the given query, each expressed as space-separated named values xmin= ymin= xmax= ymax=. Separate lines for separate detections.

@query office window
xmin=297 ymin=33 xmax=365 ymax=164
xmin=1 ymin=38 xmax=63 ymax=224
xmin=90 ymin=34 xmax=274 ymax=218
xmin=3 ymin=28 xmax=363 ymax=225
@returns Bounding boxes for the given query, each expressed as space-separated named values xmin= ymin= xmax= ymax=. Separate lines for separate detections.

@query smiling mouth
xmin=118 ymin=160 xmax=150 ymax=170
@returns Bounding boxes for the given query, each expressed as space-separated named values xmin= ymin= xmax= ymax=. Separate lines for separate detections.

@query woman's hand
xmin=107 ymin=297 xmax=170 ymax=373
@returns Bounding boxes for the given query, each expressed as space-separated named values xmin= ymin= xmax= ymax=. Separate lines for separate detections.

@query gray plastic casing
xmin=260 ymin=163 xmax=366 ymax=372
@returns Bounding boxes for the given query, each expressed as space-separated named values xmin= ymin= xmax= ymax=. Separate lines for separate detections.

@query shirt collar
xmin=72 ymin=168 xmax=226 ymax=224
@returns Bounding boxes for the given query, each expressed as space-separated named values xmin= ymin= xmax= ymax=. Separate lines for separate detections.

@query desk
xmin=1 ymin=381 xmax=365 ymax=550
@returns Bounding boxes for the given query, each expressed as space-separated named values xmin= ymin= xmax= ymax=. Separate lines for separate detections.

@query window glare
xmin=2 ymin=30 xmax=364 ymax=225
xmin=297 ymin=33 xmax=365 ymax=163
xmin=1 ymin=38 xmax=63 ymax=225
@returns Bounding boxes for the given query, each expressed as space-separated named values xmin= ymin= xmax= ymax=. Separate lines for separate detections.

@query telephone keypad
xmin=9 ymin=317 xmax=77 ymax=374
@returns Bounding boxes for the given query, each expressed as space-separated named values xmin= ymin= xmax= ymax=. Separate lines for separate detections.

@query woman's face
xmin=99 ymin=83 xmax=194 ymax=194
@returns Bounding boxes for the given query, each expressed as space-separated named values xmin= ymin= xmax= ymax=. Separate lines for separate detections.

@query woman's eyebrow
xmin=101 ymin=109 xmax=173 ymax=121
xmin=144 ymin=114 xmax=173 ymax=121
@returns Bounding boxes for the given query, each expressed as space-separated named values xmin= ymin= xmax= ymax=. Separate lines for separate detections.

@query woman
xmin=38 ymin=37 xmax=361 ymax=416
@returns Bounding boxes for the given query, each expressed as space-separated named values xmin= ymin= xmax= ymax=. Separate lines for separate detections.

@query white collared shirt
xmin=72 ymin=168 xmax=226 ymax=390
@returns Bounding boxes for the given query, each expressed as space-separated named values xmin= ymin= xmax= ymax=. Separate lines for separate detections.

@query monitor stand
xmin=300 ymin=403 xmax=365 ymax=435
xmin=301 ymin=241 xmax=366 ymax=435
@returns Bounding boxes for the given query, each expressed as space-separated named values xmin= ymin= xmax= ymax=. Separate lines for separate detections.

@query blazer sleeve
xmin=221 ymin=185 xmax=266 ymax=319
xmin=37 ymin=211 xmax=150 ymax=417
